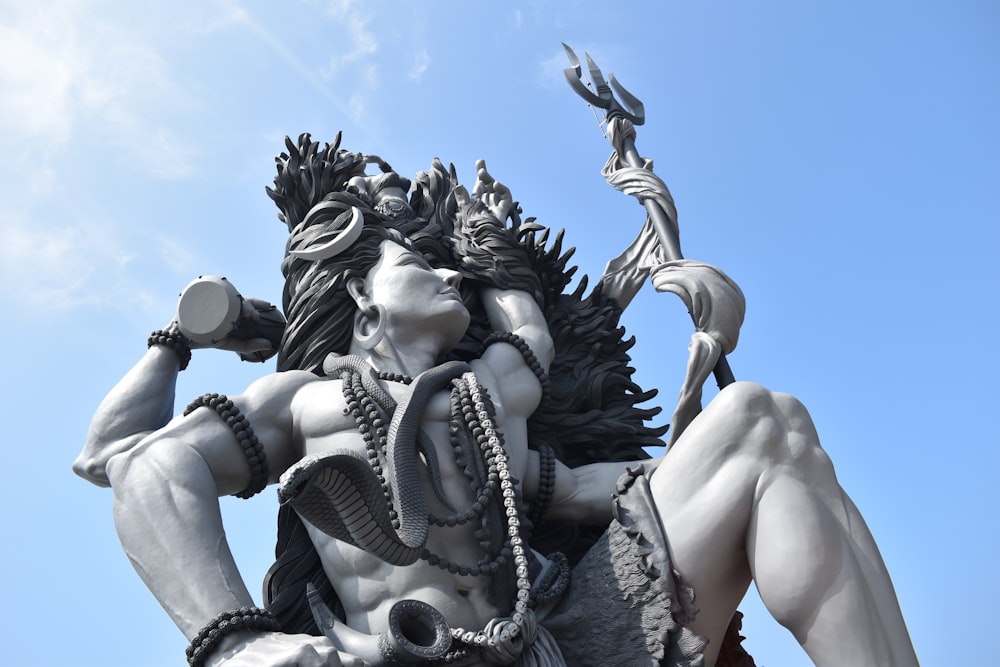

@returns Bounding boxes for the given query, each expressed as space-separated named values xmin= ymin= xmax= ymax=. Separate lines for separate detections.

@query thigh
xmin=647 ymin=382 xmax=782 ymax=651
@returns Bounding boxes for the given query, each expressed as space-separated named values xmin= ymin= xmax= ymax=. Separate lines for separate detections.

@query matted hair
xmin=268 ymin=133 xmax=429 ymax=374
xmin=277 ymin=217 xmax=409 ymax=374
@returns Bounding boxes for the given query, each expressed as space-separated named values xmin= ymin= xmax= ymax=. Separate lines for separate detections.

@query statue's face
xmin=363 ymin=240 xmax=470 ymax=350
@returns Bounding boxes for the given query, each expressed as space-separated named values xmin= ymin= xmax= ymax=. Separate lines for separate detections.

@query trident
xmin=562 ymin=44 xmax=735 ymax=388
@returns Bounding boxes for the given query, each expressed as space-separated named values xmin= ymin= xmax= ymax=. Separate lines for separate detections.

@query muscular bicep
xmin=117 ymin=370 xmax=316 ymax=497
xmin=475 ymin=288 xmax=553 ymax=419
xmin=480 ymin=288 xmax=553 ymax=370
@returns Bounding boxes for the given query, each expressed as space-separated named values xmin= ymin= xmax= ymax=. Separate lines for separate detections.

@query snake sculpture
xmin=277 ymin=355 xmax=470 ymax=565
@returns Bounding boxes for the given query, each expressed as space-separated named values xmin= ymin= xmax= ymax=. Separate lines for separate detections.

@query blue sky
xmin=1 ymin=1 xmax=996 ymax=665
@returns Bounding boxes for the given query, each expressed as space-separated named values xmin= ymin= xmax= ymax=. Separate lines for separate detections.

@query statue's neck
xmin=348 ymin=338 xmax=441 ymax=379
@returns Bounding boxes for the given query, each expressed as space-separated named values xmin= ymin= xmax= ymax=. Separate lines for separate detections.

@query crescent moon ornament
xmin=289 ymin=205 xmax=364 ymax=261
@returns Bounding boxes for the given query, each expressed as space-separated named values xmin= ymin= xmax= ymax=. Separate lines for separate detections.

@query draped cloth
xmin=538 ymin=467 xmax=707 ymax=667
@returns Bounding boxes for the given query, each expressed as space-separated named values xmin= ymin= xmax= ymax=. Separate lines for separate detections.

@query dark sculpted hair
xmin=278 ymin=220 xmax=408 ymax=373
xmin=268 ymin=133 xmax=430 ymax=375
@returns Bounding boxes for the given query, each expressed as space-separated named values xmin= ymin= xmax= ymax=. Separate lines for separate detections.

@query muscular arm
xmin=476 ymin=287 xmax=664 ymax=527
xmin=474 ymin=286 xmax=553 ymax=418
xmin=74 ymin=345 xmax=182 ymax=486
xmin=105 ymin=370 xmax=314 ymax=638
xmin=523 ymin=452 xmax=663 ymax=525
xmin=75 ymin=301 xmax=275 ymax=487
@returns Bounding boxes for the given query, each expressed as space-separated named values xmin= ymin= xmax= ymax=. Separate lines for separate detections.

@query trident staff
xmin=563 ymin=44 xmax=736 ymax=388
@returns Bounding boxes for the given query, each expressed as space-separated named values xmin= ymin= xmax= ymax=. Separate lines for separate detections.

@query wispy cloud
xmin=318 ymin=0 xmax=380 ymax=123
xmin=0 ymin=0 xmax=358 ymax=319
xmin=323 ymin=0 xmax=378 ymax=75
xmin=0 ymin=213 xmax=134 ymax=313
xmin=0 ymin=2 xmax=209 ymax=316
xmin=214 ymin=0 xmax=377 ymax=125
xmin=409 ymin=47 xmax=431 ymax=82
xmin=221 ymin=1 xmax=353 ymax=119
xmin=153 ymin=233 xmax=202 ymax=277
xmin=539 ymin=46 xmax=575 ymax=90
xmin=0 ymin=204 xmax=212 ymax=317
xmin=0 ymin=2 xmax=201 ymax=180
xmin=0 ymin=16 xmax=75 ymax=142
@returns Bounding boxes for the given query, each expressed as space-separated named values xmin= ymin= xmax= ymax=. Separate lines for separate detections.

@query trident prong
xmin=562 ymin=44 xmax=604 ymax=107
xmin=561 ymin=43 xmax=645 ymax=125
xmin=609 ymin=74 xmax=644 ymax=124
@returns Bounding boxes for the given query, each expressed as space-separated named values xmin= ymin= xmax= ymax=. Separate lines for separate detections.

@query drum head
xmin=176 ymin=276 xmax=242 ymax=345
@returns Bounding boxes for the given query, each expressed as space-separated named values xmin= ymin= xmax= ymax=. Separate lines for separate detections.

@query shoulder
xmin=228 ymin=371 xmax=337 ymax=440
xmin=239 ymin=370 xmax=325 ymax=408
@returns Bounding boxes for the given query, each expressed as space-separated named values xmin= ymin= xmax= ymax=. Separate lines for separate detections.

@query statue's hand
xmin=188 ymin=297 xmax=275 ymax=354
xmin=206 ymin=630 xmax=369 ymax=667
xmin=471 ymin=159 xmax=515 ymax=222
xmin=169 ymin=296 xmax=283 ymax=362
xmin=449 ymin=162 xmax=542 ymax=301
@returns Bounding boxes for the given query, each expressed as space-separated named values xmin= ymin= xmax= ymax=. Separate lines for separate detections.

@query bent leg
xmin=648 ymin=382 xmax=916 ymax=666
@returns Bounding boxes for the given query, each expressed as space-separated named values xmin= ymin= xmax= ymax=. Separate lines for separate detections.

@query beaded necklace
xmin=445 ymin=371 xmax=533 ymax=656
xmin=338 ymin=334 xmax=560 ymax=662
xmin=339 ymin=367 xmax=514 ymax=578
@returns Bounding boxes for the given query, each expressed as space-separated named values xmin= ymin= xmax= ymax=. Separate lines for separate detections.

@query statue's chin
xmin=434 ymin=307 xmax=471 ymax=354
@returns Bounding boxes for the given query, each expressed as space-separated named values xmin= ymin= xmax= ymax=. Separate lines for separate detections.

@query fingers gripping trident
xmin=563 ymin=43 xmax=736 ymax=388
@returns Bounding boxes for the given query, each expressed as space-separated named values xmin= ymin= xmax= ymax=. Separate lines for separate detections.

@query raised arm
xmin=75 ymin=296 xmax=278 ymax=487
xmin=454 ymin=162 xmax=554 ymax=417
xmin=475 ymin=286 xmax=554 ymax=418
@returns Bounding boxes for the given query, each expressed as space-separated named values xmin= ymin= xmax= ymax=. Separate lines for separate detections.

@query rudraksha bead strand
xmin=341 ymin=370 xmax=398 ymax=529
xmin=378 ymin=371 xmax=413 ymax=384
xmin=148 ymin=328 xmax=192 ymax=371
xmin=184 ymin=393 xmax=267 ymax=499
xmin=184 ymin=606 xmax=280 ymax=667
xmin=527 ymin=443 xmax=556 ymax=529
xmin=531 ymin=551 xmax=571 ymax=607
xmin=445 ymin=371 xmax=536 ymax=655
xmin=481 ymin=331 xmax=550 ymax=398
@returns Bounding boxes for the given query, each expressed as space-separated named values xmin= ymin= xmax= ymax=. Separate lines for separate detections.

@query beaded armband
xmin=481 ymin=331 xmax=551 ymax=398
xmin=148 ymin=328 xmax=192 ymax=371
xmin=528 ymin=443 xmax=556 ymax=528
xmin=184 ymin=393 xmax=268 ymax=499
xmin=185 ymin=606 xmax=280 ymax=667
xmin=532 ymin=550 xmax=571 ymax=607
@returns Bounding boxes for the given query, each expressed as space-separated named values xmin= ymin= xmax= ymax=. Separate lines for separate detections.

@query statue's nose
xmin=437 ymin=268 xmax=462 ymax=290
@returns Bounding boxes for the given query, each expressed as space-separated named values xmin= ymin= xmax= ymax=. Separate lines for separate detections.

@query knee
xmin=715 ymin=381 xmax=776 ymax=414
xmin=712 ymin=381 xmax=791 ymax=439
xmin=714 ymin=382 xmax=825 ymax=468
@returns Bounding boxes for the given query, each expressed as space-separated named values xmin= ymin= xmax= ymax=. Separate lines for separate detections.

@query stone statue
xmin=74 ymin=54 xmax=918 ymax=666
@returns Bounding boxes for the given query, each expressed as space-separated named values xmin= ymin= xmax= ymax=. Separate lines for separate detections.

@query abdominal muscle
xmin=306 ymin=522 xmax=504 ymax=635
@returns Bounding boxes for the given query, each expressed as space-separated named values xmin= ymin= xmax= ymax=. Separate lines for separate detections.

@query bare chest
xmin=291 ymin=377 xmax=529 ymax=507
xmin=293 ymin=378 xmax=460 ymax=449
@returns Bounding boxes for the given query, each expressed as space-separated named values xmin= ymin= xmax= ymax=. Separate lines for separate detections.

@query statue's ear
xmin=346 ymin=276 xmax=369 ymax=308
xmin=346 ymin=276 xmax=384 ymax=350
